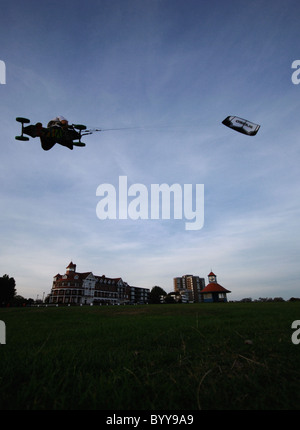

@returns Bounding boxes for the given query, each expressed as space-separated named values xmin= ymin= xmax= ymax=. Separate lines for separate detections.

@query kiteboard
xmin=15 ymin=117 xmax=87 ymax=150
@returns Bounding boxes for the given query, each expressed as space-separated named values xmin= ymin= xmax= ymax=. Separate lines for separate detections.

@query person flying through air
xmin=15 ymin=115 xmax=87 ymax=150
xmin=47 ymin=115 xmax=69 ymax=128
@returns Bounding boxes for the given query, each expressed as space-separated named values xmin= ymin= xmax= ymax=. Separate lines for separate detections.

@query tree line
xmin=0 ymin=274 xmax=34 ymax=307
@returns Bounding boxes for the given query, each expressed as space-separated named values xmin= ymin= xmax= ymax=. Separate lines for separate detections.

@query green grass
xmin=0 ymin=302 xmax=300 ymax=410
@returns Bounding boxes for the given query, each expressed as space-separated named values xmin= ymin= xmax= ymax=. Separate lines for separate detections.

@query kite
xmin=222 ymin=116 xmax=260 ymax=136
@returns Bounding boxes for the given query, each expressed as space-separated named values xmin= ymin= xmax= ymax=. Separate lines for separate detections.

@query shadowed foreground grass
xmin=0 ymin=302 xmax=300 ymax=410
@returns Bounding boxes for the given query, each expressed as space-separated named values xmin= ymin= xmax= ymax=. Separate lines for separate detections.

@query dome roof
xmin=201 ymin=282 xmax=231 ymax=294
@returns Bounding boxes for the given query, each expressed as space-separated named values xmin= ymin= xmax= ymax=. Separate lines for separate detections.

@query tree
xmin=0 ymin=274 xmax=16 ymax=306
xmin=149 ymin=286 xmax=167 ymax=304
xmin=12 ymin=295 xmax=29 ymax=306
xmin=164 ymin=293 xmax=176 ymax=304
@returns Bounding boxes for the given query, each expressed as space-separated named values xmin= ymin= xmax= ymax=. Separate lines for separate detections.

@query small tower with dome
xmin=200 ymin=271 xmax=231 ymax=303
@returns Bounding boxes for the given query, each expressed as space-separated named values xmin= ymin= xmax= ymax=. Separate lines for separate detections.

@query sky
xmin=1 ymin=0 xmax=300 ymax=301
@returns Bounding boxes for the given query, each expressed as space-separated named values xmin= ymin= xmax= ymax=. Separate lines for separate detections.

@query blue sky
xmin=1 ymin=0 xmax=300 ymax=300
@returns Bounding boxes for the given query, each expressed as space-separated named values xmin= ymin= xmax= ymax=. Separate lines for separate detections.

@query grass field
xmin=0 ymin=302 xmax=300 ymax=410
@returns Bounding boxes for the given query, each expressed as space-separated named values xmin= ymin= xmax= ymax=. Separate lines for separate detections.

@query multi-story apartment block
xmin=49 ymin=262 xmax=150 ymax=305
xmin=173 ymin=274 xmax=205 ymax=303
